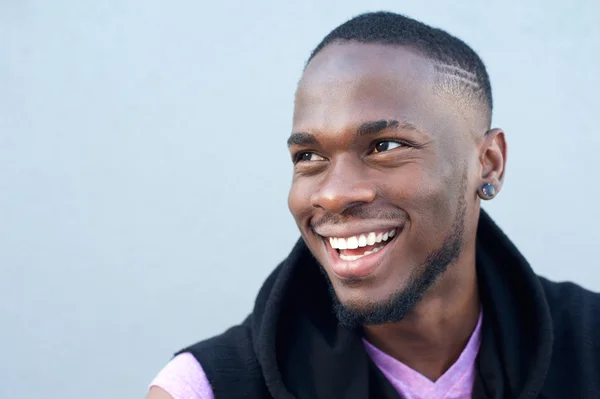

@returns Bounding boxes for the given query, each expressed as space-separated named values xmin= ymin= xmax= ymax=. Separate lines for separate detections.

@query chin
xmin=330 ymin=286 xmax=419 ymax=329
xmin=321 ymin=248 xmax=450 ymax=328
xmin=318 ymin=264 xmax=418 ymax=328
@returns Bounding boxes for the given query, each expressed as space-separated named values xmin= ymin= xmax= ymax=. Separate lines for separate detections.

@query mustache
xmin=310 ymin=207 xmax=407 ymax=229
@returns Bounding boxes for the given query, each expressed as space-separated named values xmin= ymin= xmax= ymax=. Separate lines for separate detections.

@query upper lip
xmin=313 ymin=221 xmax=404 ymax=238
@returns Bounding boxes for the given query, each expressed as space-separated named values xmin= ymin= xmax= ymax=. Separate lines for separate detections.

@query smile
xmin=319 ymin=226 xmax=401 ymax=279
xmin=328 ymin=229 xmax=396 ymax=261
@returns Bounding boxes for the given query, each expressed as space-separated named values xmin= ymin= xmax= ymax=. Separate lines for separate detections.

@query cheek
xmin=288 ymin=179 xmax=313 ymax=221
xmin=380 ymin=162 xmax=458 ymax=233
xmin=379 ymin=163 xmax=443 ymax=204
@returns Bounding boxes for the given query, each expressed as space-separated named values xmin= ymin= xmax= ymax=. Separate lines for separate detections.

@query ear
xmin=478 ymin=128 xmax=507 ymax=194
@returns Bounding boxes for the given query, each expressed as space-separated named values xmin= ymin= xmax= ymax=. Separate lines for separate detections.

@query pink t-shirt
xmin=150 ymin=312 xmax=482 ymax=399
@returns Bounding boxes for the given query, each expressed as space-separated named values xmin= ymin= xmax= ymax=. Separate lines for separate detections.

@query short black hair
xmin=307 ymin=11 xmax=493 ymax=126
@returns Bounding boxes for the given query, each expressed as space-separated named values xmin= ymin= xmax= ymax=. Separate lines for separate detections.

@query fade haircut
xmin=307 ymin=11 xmax=493 ymax=127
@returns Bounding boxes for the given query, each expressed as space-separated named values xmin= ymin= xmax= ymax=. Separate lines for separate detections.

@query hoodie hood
xmin=245 ymin=209 xmax=554 ymax=398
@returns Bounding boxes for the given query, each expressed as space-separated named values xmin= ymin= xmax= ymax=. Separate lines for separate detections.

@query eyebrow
xmin=287 ymin=119 xmax=422 ymax=147
xmin=287 ymin=131 xmax=318 ymax=147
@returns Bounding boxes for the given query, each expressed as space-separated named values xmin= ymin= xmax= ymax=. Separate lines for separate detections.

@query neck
xmin=362 ymin=257 xmax=480 ymax=381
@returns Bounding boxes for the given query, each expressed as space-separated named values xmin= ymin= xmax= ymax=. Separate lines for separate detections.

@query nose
xmin=310 ymin=160 xmax=376 ymax=214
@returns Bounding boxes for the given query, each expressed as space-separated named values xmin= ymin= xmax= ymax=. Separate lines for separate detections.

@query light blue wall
xmin=1 ymin=1 xmax=598 ymax=397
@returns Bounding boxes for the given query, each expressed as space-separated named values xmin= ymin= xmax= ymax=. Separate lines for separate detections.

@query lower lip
xmin=323 ymin=233 xmax=398 ymax=280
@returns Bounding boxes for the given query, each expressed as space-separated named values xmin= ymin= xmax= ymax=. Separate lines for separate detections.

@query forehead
xmin=293 ymin=43 xmax=444 ymax=133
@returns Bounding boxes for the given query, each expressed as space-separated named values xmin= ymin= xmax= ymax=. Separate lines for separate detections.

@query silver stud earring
xmin=479 ymin=183 xmax=496 ymax=200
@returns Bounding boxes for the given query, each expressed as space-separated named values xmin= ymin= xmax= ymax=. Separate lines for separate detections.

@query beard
xmin=322 ymin=176 xmax=468 ymax=330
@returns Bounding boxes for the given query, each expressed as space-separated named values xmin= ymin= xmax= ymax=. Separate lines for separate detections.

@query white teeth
xmin=328 ymin=229 xmax=397 ymax=249
xmin=367 ymin=232 xmax=376 ymax=245
xmin=358 ymin=234 xmax=367 ymax=247
xmin=339 ymin=245 xmax=385 ymax=261
xmin=340 ymin=253 xmax=362 ymax=261
xmin=346 ymin=236 xmax=359 ymax=249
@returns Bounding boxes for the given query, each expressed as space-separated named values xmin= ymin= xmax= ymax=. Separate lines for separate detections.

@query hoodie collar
xmin=249 ymin=210 xmax=553 ymax=398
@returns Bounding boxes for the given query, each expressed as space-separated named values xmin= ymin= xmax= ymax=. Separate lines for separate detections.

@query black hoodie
xmin=179 ymin=211 xmax=600 ymax=398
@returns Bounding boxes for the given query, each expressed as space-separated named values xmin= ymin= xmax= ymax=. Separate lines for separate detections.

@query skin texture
xmin=147 ymin=386 xmax=175 ymax=399
xmin=288 ymin=42 xmax=506 ymax=380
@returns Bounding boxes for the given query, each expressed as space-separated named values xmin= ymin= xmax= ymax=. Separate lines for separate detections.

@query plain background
xmin=1 ymin=0 xmax=599 ymax=397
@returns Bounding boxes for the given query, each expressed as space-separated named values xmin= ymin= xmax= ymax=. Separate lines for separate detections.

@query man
xmin=147 ymin=11 xmax=600 ymax=399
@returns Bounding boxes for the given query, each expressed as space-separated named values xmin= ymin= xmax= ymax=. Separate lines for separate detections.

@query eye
xmin=294 ymin=151 xmax=325 ymax=163
xmin=373 ymin=140 xmax=405 ymax=153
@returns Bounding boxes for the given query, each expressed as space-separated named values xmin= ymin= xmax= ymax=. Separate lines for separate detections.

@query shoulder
xmin=148 ymin=314 xmax=267 ymax=399
xmin=539 ymin=277 xmax=600 ymax=334
xmin=538 ymin=277 xmax=600 ymax=395
xmin=148 ymin=352 xmax=214 ymax=399
xmin=181 ymin=317 xmax=255 ymax=366
xmin=177 ymin=317 xmax=271 ymax=398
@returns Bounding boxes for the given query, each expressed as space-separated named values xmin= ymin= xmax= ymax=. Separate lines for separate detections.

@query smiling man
xmin=147 ymin=11 xmax=600 ymax=399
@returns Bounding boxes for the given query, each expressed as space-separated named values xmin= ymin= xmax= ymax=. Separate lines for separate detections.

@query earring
xmin=479 ymin=183 xmax=496 ymax=200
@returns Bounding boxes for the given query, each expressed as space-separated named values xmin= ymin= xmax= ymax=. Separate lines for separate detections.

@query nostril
xmin=310 ymin=179 xmax=376 ymax=213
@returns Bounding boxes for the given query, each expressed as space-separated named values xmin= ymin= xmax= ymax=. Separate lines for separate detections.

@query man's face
xmin=288 ymin=43 xmax=485 ymax=327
